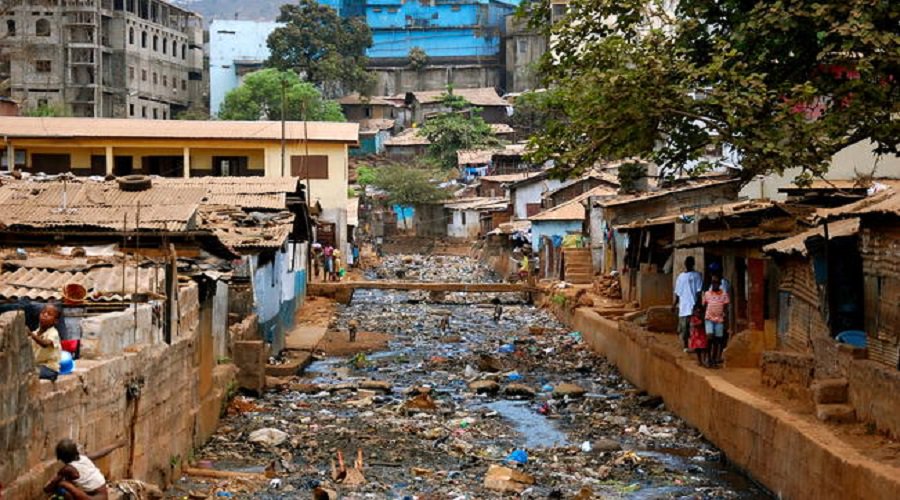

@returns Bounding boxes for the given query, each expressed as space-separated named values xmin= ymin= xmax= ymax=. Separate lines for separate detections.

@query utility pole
xmin=280 ymin=77 xmax=286 ymax=177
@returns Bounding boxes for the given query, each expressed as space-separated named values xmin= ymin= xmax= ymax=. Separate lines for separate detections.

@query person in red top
xmin=703 ymin=276 xmax=730 ymax=367
xmin=688 ymin=303 xmax=708 ymax=367
xmin=689 ymin=304 xmax=709 ymax=366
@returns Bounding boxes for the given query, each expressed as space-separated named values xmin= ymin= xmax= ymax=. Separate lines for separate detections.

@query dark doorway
xmin=211 ymin=156 xmax=251 ymax=176
xmin=827 ymin=237 xmax=864 ymax=335
xmin=141 ymin=156 xmax=183 ymax=177
xmin=89 ymin=155 xmax=133 ymax=176
xmin=31 ymin=153 xmax=71 ymax=174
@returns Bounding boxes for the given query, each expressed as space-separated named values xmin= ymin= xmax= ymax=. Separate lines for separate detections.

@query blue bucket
xmin=59 ymin=351 xmax=75 ymax=375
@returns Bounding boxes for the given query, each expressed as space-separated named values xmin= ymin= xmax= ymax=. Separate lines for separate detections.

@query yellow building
xmin=0 ymin=116 xmax=358 ymax=250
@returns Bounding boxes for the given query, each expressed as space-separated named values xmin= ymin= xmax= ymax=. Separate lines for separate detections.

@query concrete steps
xmin=562 ymin=248 xmax=593 ymax=284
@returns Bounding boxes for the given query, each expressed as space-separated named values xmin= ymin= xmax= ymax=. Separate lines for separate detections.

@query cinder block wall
xmin=0 ymin=282 xmax=236 ymax=497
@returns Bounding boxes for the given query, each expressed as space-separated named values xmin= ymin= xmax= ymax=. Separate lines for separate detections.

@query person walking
xmin=706 ymin=262 xmax=732 ymax=350
xmin=703 ymin=276 xmax=731 ymax=366
xmin=673 ymin=256 xmax=703 ymax=352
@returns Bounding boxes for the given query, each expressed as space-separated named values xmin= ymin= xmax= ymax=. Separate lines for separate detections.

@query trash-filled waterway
xmin=182 ymin=255 xmax=771 ymax=498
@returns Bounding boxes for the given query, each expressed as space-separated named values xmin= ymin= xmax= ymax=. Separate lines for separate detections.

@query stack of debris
xmin=593 ymin=274 xmax=622 ymax=299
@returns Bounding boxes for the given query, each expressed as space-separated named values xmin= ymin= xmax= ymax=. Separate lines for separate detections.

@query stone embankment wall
xmin=0 ymin=282 xmax=236 ymax=498
xmin=554 ymin=305 xmax=900 ymax=500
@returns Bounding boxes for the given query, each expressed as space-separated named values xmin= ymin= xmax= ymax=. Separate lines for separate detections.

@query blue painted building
xmin=366 ymin=0 xmax=520 ymax=61
xmin=209 ymin=20 xmax=283 ymax=116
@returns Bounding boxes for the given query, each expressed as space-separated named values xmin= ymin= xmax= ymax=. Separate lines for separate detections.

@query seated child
xmin=689 ymin=304 xmax=709 ymax=367
xmin=44 ymin=439 xmax=108 ymax=500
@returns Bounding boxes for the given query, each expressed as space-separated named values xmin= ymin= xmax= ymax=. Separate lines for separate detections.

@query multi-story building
xmin=0 ymin=0 xmax=205 ymax=119
xmin=503 ymin=13 xmax=546 ymax=93
xmin=365 ymin=0 xmax=520 ymax=95
xmin=208 ymin=19 xmax=282 ymax=116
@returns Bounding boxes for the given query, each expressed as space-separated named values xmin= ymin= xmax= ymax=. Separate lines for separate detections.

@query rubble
xmin=181 ymin=255 xmax=769 ymax=499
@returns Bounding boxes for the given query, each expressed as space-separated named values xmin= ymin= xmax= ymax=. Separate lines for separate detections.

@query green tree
xmin=23 ymin=102 xmax=71 ymax=117
xmin=370 ymin=164 xmax=448 ymax=206
xmin=218 ymin=68 xmax=344 ymax=121
xmin=524 ymin=0 xmax=899 ymax=183
xmin=420 ymin=91 xmax=502 ymax=170
xmin=175 ymin=104 xmax=211 ymax=121
xmin=356 ymin=165 xmax=377 ymax=186
xmin=267 ymin=0 xmax=374 ymax=98
xmin=509 ymin=89 xmax=559 ymax=138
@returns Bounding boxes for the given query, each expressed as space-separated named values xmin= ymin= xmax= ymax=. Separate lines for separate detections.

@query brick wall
xmin=0 ymin=282 xmax=236 ymax=497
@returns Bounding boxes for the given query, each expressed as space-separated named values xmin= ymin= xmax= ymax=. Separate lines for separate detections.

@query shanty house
xmin=0 ymin=117 xmax=356 ymax=254
xmin=760 ymin=186 xmax=900 ymax=438
xmin=508 ymin=170 xmax=565 ymax=220
xmin=406 ymin=87 xmax=510 ymax=125
xmin=445 ymin=197 xmax=508 ymax=240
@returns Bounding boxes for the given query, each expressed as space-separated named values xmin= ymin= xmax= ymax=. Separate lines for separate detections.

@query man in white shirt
xmin=673 ymin=256 xmax=703 ymax=351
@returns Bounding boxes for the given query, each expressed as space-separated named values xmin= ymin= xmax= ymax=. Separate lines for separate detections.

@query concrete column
xmin=183 ymin=147 xmax=190 ymax=178
xmin=5 ymin=140 xmax=13 ymax=172
xmin=105 ymin=146 xmax=114 ymax=175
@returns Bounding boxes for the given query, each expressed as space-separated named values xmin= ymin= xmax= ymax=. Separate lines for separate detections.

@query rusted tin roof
xmin=763 ymin=218 xmax=861 ymax=256
xmin=0 ymin=265 xmax=164 ymax=302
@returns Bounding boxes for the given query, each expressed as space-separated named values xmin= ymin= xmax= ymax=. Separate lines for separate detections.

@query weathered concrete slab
xmin=285 ymin=326 xmax=327 ymax=352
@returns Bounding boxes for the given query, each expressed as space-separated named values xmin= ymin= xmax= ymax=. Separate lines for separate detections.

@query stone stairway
xmin=812 ymin=378 xmax=856 ymax=424
xmin=562 ymin=248 xmax=593 ymax=284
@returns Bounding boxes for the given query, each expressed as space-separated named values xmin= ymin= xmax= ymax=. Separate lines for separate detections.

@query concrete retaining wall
xmin=556 ymin=306 xmax=900 ymax=500
xmin=0 ymin=282 xmax=236 ymax=498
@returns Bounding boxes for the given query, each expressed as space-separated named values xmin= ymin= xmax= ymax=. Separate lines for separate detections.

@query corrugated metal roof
xmin=763 ymin=218 xmax=861 ymax=256
xmin=0 ymin=181 xmax=206 ymax=231
xmin=458 ymin=148 xmax=503 ymax=166
xmin=338 ymin=94 xmax=400 ymax=106
xmin=0 ymin=265 xmax=164 ymax=302
xmin=384 ymin=128 xmax=430 ymax=147
xmin=490 ymin=123 xmax=515 ymax=135
xmin=204 ymin=193 xmax=286 ymax=210
xmin=593 ymin=178 xmax=741 ymax=207
xmin=410 ymin=88 xmax=508 ymax=107
xmin=198 ymin=206 xmax=295 ymax=250
xmin=444 ymin=197 xmax=508 ymax=211
xmin=479 ymin=171 xmax=543 ymax=183
xmin=818 ymin=188 xmax=900 ymax=219
xmin=0 ymin=117 xmax=359 ymax=143
xmin=614 ymin=199 xmax=781 ymax=229
xmin=530 ymin=185 xmax=617 ymax=221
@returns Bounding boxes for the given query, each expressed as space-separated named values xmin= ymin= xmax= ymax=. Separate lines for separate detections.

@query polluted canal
xmin=183 ymin=255 xmax=770 ymax=498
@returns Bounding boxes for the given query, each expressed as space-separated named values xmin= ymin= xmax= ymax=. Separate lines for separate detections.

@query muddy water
xmin=191 ymin=256 xmax=771 ymax=499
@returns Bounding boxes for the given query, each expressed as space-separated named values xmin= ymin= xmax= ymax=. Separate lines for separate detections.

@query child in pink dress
xmin=689 ymin=303 xmax=708 ymax=367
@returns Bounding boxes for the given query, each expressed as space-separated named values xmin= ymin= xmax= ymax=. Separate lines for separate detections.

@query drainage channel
xmin=183 ymin=255 xmax=771 ymax=499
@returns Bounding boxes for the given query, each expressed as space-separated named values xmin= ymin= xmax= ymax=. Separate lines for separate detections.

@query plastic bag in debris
xmin=248 ymin=428 xmax=289 ymax=447
xmin=504 ymin=449 xmax=528 ymax=465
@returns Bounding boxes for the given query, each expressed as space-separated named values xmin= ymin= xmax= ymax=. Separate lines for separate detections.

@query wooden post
xmin=183 ymin=146 xmax=190 ymax=178
xmin=105 ymin=145 xmax=114 ymax=175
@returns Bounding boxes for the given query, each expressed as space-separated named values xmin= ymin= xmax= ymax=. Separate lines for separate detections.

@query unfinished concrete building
xmin=0 ymin=0 xmax=205 ymax=118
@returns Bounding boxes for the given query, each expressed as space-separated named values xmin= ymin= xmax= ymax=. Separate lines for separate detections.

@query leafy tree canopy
xmin=218 ymin=68 xmax=344 ymax=121
xmin=420 ymin=91 xmax=503 ymax=170
xmin=369 ymin=164 xmax=449 ymax=206
xmin=524 ymin=0 xmax=899 ymax=183
xmin=267 ymin=0 xmax=375 ymax=98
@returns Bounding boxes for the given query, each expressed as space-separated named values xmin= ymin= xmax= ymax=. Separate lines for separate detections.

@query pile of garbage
xmin=178 ymin=256 xmax=767 ymax=499
xmin=372 ymin=255 xmax=499 ymax=283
